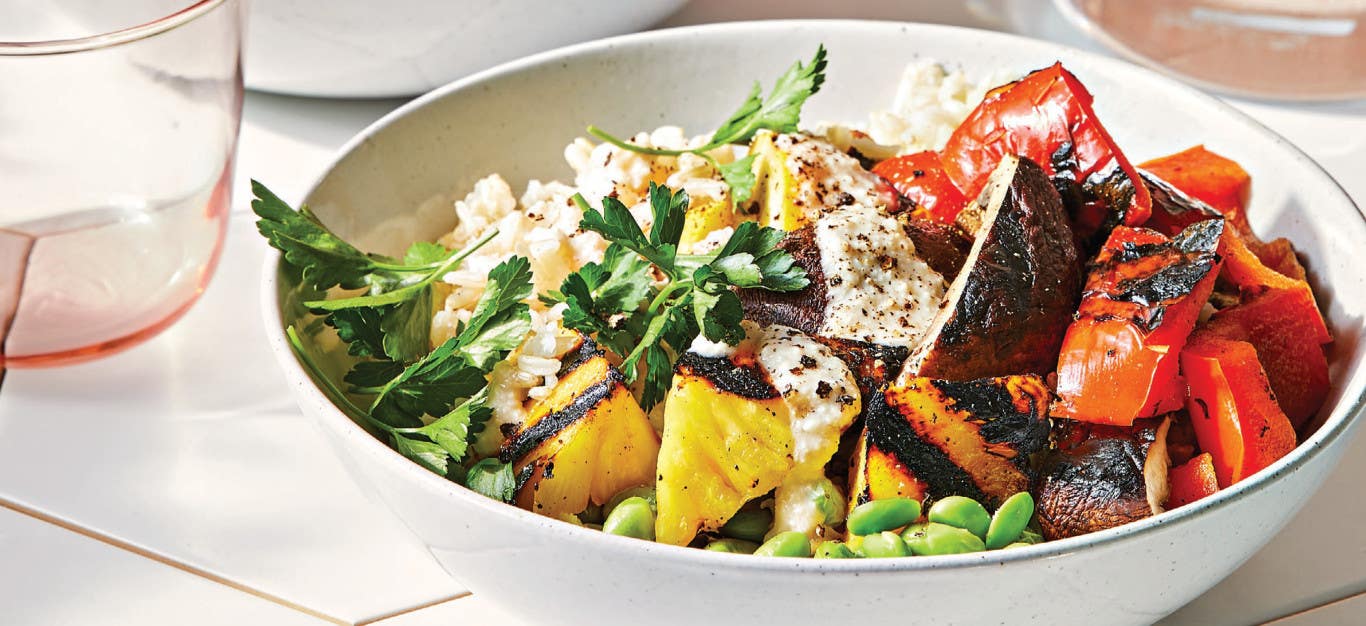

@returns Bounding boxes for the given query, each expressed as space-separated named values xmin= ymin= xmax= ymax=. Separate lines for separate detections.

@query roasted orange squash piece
xmin=499 ymin=346 xmax=660 ymax=520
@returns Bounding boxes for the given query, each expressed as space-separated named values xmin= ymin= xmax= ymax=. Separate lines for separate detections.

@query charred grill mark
xmin=812 ymin=336 xmax=910 ymax=397
xmin=675 ymin=352 xmax=781 ymax=400
xmin=1083 ymin=219 xmax=1223 ymax=332
xmin=1140 ymin=171 xmax=1222 ymax=235
xmin=1084 ymin=165 xmax=1138 ymax=240
xmin=1113 ymin=258 xmax=1216 ymax=307
xmin=864 ymin=389 xmax=990 ymax=503
xmin=556 ymin=336 xmax=599 ymax=377
xmin=500 ymin=370 xmax=623 ymax=463
xmin=934 ymin=377 xmax=1051 ymax=469
xmin=738 ymin=227 xmax=825 ymax=335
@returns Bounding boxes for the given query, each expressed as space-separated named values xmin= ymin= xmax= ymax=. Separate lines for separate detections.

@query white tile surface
xmin=371 ymin=595 xmax=515 ymax=626
xmin=1270 ymin=592 xmax=1366 ymax=626
xmin=0 ymin=214 xmax=463 ymax=624
xmin=0 ymin=505 xmax=327 ymax=626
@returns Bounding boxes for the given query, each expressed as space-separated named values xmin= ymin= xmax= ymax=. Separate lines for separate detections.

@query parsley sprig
xmin=544 ymin=183 xmax=807 ymax=409
xmin=586 ymin=45 xmax=828 ymax=204
xmin=256 ymin=182 xmax=528 ymax=494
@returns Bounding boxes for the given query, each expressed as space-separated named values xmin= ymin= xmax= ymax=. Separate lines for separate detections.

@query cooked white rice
xmin=437 ymin=60 xmax=1003 ymax=456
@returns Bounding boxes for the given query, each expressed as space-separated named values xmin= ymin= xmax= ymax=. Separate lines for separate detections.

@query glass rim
xmin=0 ymin=0 xmax=228 ymax=56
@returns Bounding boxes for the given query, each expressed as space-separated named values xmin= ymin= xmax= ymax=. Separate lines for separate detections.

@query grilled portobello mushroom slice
xmin=499 ymin=346 xmax=661 ymax=520
xmin=737 ymin=226 xmax=825 ymax=336
xmin=1035 ymin=416 xmax=1172 ymax=540
xmin=901 ymin=213 xmax=971 ymax=279
xmin=903 ymin=155 xmax=1082 ymax=381
xmin=848 ymin=374 xmax=1052 ymax=511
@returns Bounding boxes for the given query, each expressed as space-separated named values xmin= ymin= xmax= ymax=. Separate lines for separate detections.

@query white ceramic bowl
xmin=244 ymin=0 xmax=687 ymax=98
xmin=264 ymin=21 xmax=1366 ymax=625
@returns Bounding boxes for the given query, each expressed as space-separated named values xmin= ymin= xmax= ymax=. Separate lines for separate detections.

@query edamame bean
xmin=900 ymin=522 xmax=930 ymax=554
xmin=814 ymin=478 xmax=846 ymax=526
xmin=928 ymin=496 xmax=991 ymax=539
xmin=721 ymin=508 xmax=774 ymax=543
xmin=602 ymin=496 xmax=655 ymax=540
xmin=814 ymin=541 xmax=858 ymax=559
xmin=847 ymin=497 xmax=921 ymax=536
xmin=985 ymin=492 xmax=1035 ymax=549
xmin=753 ymin=531 xmax=812 ymax=558
xmin=605 ymin=486 xmax=656 ymax=515
xmin=906 ymin=522 xmax=985 ymax=556
xmin=860 ymin=531 xmax=912 ymax=558
xmin=1002 ymin=542 xmax=1031 ymax=550
xmin=1018 ymin=528 xmax=1043 ymax=545
xmin=705 ymin=538 xmax=760 ymax=554
xmin=557 ymin=513 xmax=584 ymax=526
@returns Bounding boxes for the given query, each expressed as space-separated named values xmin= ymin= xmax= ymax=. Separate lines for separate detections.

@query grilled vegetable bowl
xmin=264 ymin=21 xmax=1366 ymax=626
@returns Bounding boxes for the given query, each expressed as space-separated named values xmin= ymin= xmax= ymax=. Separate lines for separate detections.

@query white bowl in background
xmin=264 ymin=21 xmax=1366 ymax=625
xmin=244 ymin=0 xmax=687 ymax=98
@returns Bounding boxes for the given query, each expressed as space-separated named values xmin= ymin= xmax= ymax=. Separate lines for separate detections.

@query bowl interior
xmin=275 ymin=20 xmax=1366 ymax=564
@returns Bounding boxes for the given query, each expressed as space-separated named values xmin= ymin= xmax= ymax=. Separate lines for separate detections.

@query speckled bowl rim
xmin=262 ymin=19 xmax=1366 ymax=574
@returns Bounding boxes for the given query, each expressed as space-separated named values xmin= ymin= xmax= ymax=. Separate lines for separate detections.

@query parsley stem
xmin=586 ymin=125 xmax=695 ymax=157
xmin=305 ymin=228 xmax=497 ymax=311
xmin=285 ymin=325 xmax=393 ymax=435
xmin=647 ymin=280 xmax=691 ymax=317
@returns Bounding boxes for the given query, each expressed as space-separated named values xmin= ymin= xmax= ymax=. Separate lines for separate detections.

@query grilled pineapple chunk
xmin=749 ymin=131 xmax=899 ymax=231
xmin=679 ymin=193 xmax=746 ymax=252
xmin=654 ymin=350 xmax=794 ymax=546
xmin=499 ymin=346 xmax=660 ymax=520
xmin=849 ymin=375 xmax=1050 ymax=515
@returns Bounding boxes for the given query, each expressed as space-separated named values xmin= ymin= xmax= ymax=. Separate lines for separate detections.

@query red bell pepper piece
xmin=871 ymin=151 xmax=968 ymax=223
xmin=1219 ymin=227 xmax=1329 ymax=338
xmin=1181 ymin=330 xmax=1297 ymax=487
xmin=1166 ymin=452 xmax=1219 ymax=508
xmin=1053 ymin=220 xmax=1224 ymax=425
xmin=1139 ymin=146 xmax=1251 ymax=235
xmin=941 ymin=62 xmax=1151 ymax=242
xmin=1210 ymin=288 xmax=1330 ymax=429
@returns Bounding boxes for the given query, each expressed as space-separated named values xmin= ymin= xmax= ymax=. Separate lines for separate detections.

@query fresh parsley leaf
xmin=454 ymin=256 xmax=534 ymax=369
xmin=715 ymin=155 xmax=758 ymax=205
xmin=404 ymin=241 xmax=451 ymax=266
xmin=555 ymin=187 xmax=808 ymax=409
xmin=325 ymin=307 xmax=388 ymax=358
xmin=392 ymin=434 xmax=454 ymax=476
xmin=709 ymin=221 xmax=808 ymax=291
xmin=465 ymin=458 xmax=517 ymax=503
xmin=576 ymin=195 xmax=678 ymax=275
xmin=710 ymin=45 xmax=828 ymax=145
xmin=647 ymin=182 xmax=687 ymax=250
xmin=585 ymin=46 xmax=827 ymax=203
xmin=379 ymin=287 xmax=432 ymax=363
xmin=344 ymin=359 xmax=407 ymax=389
xmin=251 ymin=180 xmax=377 ymax=291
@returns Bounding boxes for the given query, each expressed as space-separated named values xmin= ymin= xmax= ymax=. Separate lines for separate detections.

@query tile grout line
xmin=354 ymin=591 xmax=474 ymax=626
xmin=1264 ymin=586 xmax=1366 ymax=624
xmin=0 ymin=497 xmax=350 ymax=625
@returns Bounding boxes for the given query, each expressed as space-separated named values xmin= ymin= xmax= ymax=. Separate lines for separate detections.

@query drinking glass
xmin=1053 ymin=0 xmax=1366 ymax=101
xmin=0 ymin=0 xmax=244 ymax=367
